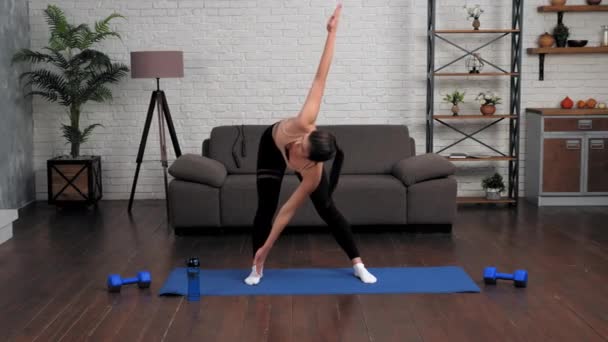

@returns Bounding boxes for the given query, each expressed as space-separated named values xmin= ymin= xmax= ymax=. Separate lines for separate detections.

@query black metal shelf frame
xmin=426 ymin=0 xmax=524 ymax=204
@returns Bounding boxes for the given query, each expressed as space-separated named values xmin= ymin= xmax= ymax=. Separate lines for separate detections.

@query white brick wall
xmin=28 ymin=0 xmax=608 ymax=200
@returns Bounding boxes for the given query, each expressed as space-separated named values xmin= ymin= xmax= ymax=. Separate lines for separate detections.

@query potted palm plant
xmin=12 ymin=5 xmax=129 ymax=206
xmin=482 ymin=173 xmax=506 ymax=200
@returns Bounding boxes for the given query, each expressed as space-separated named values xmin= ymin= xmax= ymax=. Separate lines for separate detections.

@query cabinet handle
xmin=566 ymin=140 xmax=581 ymax=150
xmin=578 ymin=119 xmax=592 ymax=130
xmin=590 ymin=140 xmax=605 ymax=150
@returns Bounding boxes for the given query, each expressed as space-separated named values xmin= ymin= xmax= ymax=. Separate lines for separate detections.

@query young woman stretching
xmin=244 ymin=4 xmax=377 ymax=286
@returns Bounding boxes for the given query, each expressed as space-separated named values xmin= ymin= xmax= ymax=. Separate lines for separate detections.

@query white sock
xmin=353 ymin=263 xmax=377 ymax=284
xmin=244 ymin=265 xmax=263 ymax=286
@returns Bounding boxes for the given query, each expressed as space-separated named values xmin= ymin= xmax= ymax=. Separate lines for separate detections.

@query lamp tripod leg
xmin=128 ymin=91 xmax=158 ymax=213
xmin=157 ymin=93 xmax=170 ymax=223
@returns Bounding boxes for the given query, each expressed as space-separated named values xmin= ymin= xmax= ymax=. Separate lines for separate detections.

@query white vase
xmin=485 ymin=188 xmax=502 ymax=200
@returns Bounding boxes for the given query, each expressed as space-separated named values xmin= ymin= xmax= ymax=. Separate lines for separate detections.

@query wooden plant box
xmin=47 ymin=156 xmax=102 ymax=206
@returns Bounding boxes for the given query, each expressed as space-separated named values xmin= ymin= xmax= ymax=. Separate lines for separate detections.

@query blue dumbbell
xmin=107 ymin=271 xmax=151 ymax=292
xmin=483 ymin=267 xmax=528 ymax=288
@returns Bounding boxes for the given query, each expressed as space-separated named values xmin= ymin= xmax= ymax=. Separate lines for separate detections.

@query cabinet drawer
xmin=544 ymin=118 xmax=608 ymax=132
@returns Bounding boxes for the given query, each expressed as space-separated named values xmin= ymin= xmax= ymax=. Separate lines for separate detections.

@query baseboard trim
xmin=174 ymin=224 xmax=453 ymax=236
xmin=538 ymin=197 xmax=608 ymax=206
xmin=0 ymin=209 xmax=18 ymax=245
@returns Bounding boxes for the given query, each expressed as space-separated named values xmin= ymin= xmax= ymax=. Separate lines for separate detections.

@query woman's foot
xmin=244 ymin=265 xmax=263 ymax=286
xmin=353 ymin=263 xmax=377 ymax=284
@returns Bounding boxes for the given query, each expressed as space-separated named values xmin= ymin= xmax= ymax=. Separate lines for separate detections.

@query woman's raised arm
xmin=297 ymin=4 xmax=342 ymax=127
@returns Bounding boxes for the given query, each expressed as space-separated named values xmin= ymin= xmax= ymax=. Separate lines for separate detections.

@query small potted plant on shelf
xmin=482 ymin=173 xmax=506 ymax=200
xmin=553 ymin=22 xmax=570 ymax=47
xmin=464 ymin=4 xmax=484 ymax=30
xmin=443 ymin=90 xmax=465 ymax=116
xmin=12 ymin=5 xmax=129 ymax=207
xmin=476 ymin=91 xmax=502 ymax=115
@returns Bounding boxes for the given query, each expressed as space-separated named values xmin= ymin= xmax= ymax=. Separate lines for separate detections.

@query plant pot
xmin=472 ymin=18 xmax=480 ymax=30
xmin=485 ymin=188 xmax=502 ymax=200
xmin=47 ymin=155 xmax=102 ymax=206
xmin=451 ymin=104 xmax=460 ymax=116
xmin=551 ymin=0 xmax=567 ymax=5
xmin=538 ymin=32 xmax=555 ymax=48
xmin=587 ymin=0 xmax=602 ymax=5
xmin=480 ymin=104 xmax=496 ymax=115
xmin=555 ymin=37 xmax=568 ymax=47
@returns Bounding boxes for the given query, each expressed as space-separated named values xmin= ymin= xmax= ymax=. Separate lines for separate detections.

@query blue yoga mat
xmin=158 ymin=266 xmax=480 ymax=296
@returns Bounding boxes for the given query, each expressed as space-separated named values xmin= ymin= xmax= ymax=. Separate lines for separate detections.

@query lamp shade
xmin=130 ymin=51 xmax=184 ymax=79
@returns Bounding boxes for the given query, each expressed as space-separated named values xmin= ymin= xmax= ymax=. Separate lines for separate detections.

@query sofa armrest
xmin=392 ymin=153 xmax=455 ymax=186
xmin=168 ymin=154 xmax=227 ymax=188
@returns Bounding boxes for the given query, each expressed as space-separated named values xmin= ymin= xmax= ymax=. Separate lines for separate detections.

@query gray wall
xmin=0 ymin=0 xmax=34 ymax=209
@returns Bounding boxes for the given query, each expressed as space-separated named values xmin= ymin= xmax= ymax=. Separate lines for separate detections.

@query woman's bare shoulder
xmin=300 ymin=162 xmax=323 ymax=185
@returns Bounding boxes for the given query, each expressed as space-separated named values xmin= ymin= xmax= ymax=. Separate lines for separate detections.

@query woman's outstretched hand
xmin=327 ymin=4 xmax=343 ymax=34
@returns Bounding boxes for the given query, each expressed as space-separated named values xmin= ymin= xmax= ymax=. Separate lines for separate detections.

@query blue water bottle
xmin=186 ymin=257 xmax=200 ymax=301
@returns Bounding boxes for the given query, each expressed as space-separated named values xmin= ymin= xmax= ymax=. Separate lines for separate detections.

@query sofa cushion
xmin=208 ymin=124 xmax=413 ymax=175
xmin=331 ymin=174 xmax=407 ymax=225
xmin=209 ymin=125 xmax=268 ymax=175
xmin=168 ymin=180 xmax=221 ymax=228
xmin=392 ymin=153 xmax=455 ymax=186
xmin=407 ymin=176 xmax=457 ymax=224
xmin=324 ymin=125 xmax=412 ymax=174
xmin=219 ymin=174 xmax=407 ymax=227
xmin=168 ymin=154 xmax=227 ymax=187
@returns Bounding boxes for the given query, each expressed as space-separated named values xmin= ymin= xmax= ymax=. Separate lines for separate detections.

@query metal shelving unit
xmin=426 ymin=0 xmax=524 ymax=205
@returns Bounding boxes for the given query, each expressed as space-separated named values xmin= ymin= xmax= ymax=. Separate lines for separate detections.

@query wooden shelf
xmin=434 ymin=29 xmax=520 ymax=34
xmin=457 ymin=196 xmax=516 ymax=204
xmin=435 ymin=72 xmax=519 ymax=77
xmin=527 ymin=108 xmax=608 ymax=116
xmin=538 ymin=5 xmax=608 ymax=12
xmin=434 ymin=114 xmax=518 ymax=119
xmin=446 ymin=156 xmax=515 ymax=162
xmin=527 ymin=46 xmax=608 ymax=55
xmin=528 ymin=46 xmax=608 ymax=80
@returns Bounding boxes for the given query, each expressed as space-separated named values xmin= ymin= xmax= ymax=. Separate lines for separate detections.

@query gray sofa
xmin=167 ymin=124 xmax=457 ymax=232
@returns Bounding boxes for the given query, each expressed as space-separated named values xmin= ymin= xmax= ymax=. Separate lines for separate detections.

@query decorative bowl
xmin=567 ymin=40 xmax=588 ymax=47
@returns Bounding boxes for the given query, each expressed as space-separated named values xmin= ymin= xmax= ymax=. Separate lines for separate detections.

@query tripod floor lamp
xmin=128 ymin=51 xmax=183 ymax=214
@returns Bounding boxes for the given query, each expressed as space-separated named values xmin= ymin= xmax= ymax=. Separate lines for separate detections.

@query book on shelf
xmin=448 ymin=153 xmax=496 ymax=159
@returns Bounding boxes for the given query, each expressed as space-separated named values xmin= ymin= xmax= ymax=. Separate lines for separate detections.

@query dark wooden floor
xmin=0 ymin=200 xmax=607 ymax=341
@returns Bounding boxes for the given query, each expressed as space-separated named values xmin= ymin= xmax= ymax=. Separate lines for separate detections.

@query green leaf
xmin=81 ymin=123 xmax=103 ymax=143
xmin=61 ymin=123 xmax=102 ymax=145
xmin=45 ymin=5 xmax=71 ymax=51
xmin=61 ymin=124 xmax=82 ymax=145
xmin=20 ymin=69 xmax=66 ymax=92
xmin=12 ymin=49 xmax=53 ymax=65
xmin=43 ymin=48 xmax=70 ymax=70
xmin=90 ymin=86 xmax=113 ymax=103
xmin=79 ymin=63 xmax=129 ymax=103
xmin=72 ymin=49 xmax=112 ymax=70
xmin=24 ymin=91 xmax=59 ymax=103
xmin=44 ymin=5 xmax=69 ymax=36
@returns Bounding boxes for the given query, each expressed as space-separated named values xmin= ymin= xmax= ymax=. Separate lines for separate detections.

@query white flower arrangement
xmin=464 ymin=4 xmax=484 ymax=20
xmin=476 ymin=91 xmax=502 ymax=106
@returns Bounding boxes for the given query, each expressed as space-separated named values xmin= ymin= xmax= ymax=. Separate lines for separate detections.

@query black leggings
xmin=252 ymin=123 xmax=360 ymax=260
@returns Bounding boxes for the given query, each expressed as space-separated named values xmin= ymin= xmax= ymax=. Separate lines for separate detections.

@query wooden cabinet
xmin=525 ymin=109 xmax=608 ymax=206
xmin=588 ymin=138 xmax=608 ymax=192
xmin=542 ymin=138 xmax=581 ymax=193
